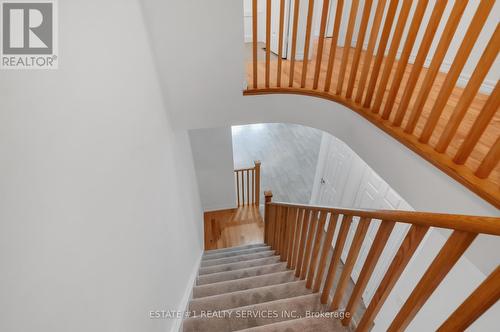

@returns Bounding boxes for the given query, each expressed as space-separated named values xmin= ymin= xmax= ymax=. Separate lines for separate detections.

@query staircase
xmin=183 ymin=190 xmax=500 ymax=331
xmin=183 ymin=243 xmax=347 ymax=332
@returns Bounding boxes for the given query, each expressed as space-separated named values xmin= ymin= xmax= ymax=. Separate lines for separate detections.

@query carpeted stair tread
xmin=203 ymin=246 xmax=272 ymax=261
xmin=199 ymin=256 xmax=281 ymax=275
xmin=204 ymin=243 xmax=267 ymax=256
xmin=193 ymin=271 xmax=297 ymax=298
xmin=197 ymin=262 xmax=288 ymax=286
xmin=236 ymin=316 xmax=347 ymax=332
xmin=201 ymin=250 xmax=275 ymax=267
xmin=189 ymin=280 xmax=311 ymax=312
xmin=183 ymin=293 xmax=326 ymax=332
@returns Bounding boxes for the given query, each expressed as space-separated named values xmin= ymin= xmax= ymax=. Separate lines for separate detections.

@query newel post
xmin=254 ymin=160 xmax=261 ymax=206
xmin=264 ymin=191 xmax=273 ymax=245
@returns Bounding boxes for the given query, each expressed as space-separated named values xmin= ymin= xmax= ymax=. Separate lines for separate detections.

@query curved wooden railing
xmin=244 ymin=0 xmax=500 ymax=208
xmin=263 ymin=192 xmax=500 ymax=331
xmin=234 ymin=160 xmax=261 ymax=207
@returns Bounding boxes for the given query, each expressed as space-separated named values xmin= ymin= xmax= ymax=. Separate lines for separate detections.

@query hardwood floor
xmin=245 ymin=39 xmax=499 ymax=189
xmin=203 ymin=206 xmax=264 ymax=250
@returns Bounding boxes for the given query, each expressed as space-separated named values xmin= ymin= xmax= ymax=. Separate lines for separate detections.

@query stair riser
xmin=203 ymin=246 xmax=271 ymax=261
xmin=197 ymin=263 xmax=288 ymax=286
xmin=193 ymin=271 xmax=296 ymax=298
xmin=183 ymin=294 xmax=325 ymax=332
xmin=189 ymin=281 xmax=311 ymax=312
xmin=199 ymin=256 xmax=281 ymax=275
xmin=204 ymin=243 xmax=267 ymax=256
xmin=201 ymin=251 xmax=275 ymax=267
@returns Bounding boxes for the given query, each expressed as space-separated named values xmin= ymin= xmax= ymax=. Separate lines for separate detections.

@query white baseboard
xmin=170 ymin=253 xmax=202 ymax=332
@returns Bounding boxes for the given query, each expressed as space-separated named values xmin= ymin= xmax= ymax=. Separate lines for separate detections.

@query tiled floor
xmin=232 ymin=123 xmax=322 ymax=204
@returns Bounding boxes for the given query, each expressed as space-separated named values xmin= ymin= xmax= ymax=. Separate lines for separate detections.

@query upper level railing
xmin=234 ymin=160 xmax=261 ymax=207
xmin=244 ymin=0 xmax=500 ymax=208
xmin=263 ymin=192 xmax=500 ymax=331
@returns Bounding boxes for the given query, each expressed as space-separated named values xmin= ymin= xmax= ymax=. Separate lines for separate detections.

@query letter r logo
xmin=2 ymin=2 xmax=53 ymax=54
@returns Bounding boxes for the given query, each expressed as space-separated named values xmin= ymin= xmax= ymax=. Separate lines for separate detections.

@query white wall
xmin=189 ymin=127 xmax=237 ymax=211
xmin=0 ymin=1 xmax=204 ymax=332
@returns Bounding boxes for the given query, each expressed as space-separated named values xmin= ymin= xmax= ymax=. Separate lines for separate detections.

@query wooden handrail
xmin=234 ymin=160 xmax=261 ymax=207
xmin=269 ymin=201 xmax=500 ymax=235
xmin=263 ymin=195 xmax=500 ymax=331
xmin=245 ymin=0 xmax=500 ymax=208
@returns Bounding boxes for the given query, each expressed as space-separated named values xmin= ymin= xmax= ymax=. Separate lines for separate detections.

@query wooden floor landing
xmin=203 ymin=205 xmax=264 ymax=250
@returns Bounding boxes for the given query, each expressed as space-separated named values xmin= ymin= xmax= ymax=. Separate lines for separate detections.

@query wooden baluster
xmin=437 ymin=266 xmax=500 ymax=332
xmin=277 ymin=0 xmax=285 ymax=87
xmin=295 ymin=209 xmax=311 ymax=277
xmin=252 ymin=0 xmax=258 ymax=89
xmin=405 ymin=0 xmax=495 ymax=134
xmin=251 ymin=169 xmax=255 ymax=205
xmin=313 ymin=0 xmax=331 ymax=89
xmin=313 ymin=213 xmax=339 ymax=293
xmin=265 ymin=0 xmax=271 ymax=88
xmin=274 ymin=206 xmax=282 ymax=254
xmin=321 ymin=215 xmax=352 ymax=304
xmin=342 ymin=221 xmax=396 ymax=326
xmin=419 ymin=24 xmax=500 ymax=143
xmin=451 ymin=81 xmax=500 ymax=163
xmin=369 ymin=0 xmax=412 ymax=111
xmin=287 ymin=208 xmax=299 ymax=268
xmin=330 ymin=217 xmax=371 ymax=310
xmin=292 ymin=209 xmax=305 ymax=269
xmin=476 ymin=137 xmax=500 ymax=179
xmin=254 ymin=161 xmax=261 ymax=206
xmin=300 ymin=210 xmax=318 ymax=280
xmin=437 ymin=77 xmax=500 ymax=154
xmin=387 ymin=231 xmax=477 ymax=331
xmin=281 ymin=207 xmax=290 ymax=261
xmin=345 ymin=0 xmax=374 ymax=99
xmin=289 ymin=0 xmax=301 ymax=87
xmin=300 ymin=0 xmax=315 ymax=88
xmin=356 ymin=225 xmax=429 ymax=332
xmin=362 ymin=0 xmax=400 ymax=107
xmin=324 ymin=0 xmax=345 ymax=93
xmin=236 ymin=171 xmax=240 ymax=207
xmin=240 ymin=171 xmax=245 ymax=206
xmin=336 ymin=0 xmax=360 ymax=95
xmin=306 ymin=211 xmax=328 ymax=288
xmin=380 ymin=0 xmax=432 ymax=120
xmin=354 ymin=0 xmax=388 ymax=103
xmin=264 ymin=191 xmax=273 ymax=244
xmin=269 ymin=205 xmax=277 ymax=249
xmin=394 ymin=0 xmax=468 ymax=127
xmin=246 ymin=170 xmax=250 ymax=205
xmin=392 ymin=0 xmax=455 ymax=126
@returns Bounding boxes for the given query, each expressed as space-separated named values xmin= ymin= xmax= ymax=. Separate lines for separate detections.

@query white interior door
xmin=316 ymin=136 xmax=353 ymax=206
xmin=270 ymin=0 xmax=290 ymax=57
xmin=311 ymin=133 xmax=413 ymax=307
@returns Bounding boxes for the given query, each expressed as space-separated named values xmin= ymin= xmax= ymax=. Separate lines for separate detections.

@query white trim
xmin=170 ymin=253 xmax=202 ymax=332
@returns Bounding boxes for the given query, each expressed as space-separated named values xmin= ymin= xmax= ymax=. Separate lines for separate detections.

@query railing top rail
xmin=234 ymin=167 xmax=255 ymax=172
xmin=268 ymin=201 xmax=500 ymax=235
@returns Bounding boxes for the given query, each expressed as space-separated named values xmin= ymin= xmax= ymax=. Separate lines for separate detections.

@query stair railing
xmin=245 ymin=0 xmax=500 ymax=208
xmin=234 ymin=160 xmax=261 ymax=207
xmin=263 ymin=191 xmax=500 ymax=331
